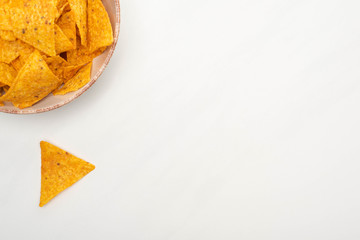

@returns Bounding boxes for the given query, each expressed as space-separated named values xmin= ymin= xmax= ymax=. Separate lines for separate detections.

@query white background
xmin=1 ymin=0 xmax=360 ymax=239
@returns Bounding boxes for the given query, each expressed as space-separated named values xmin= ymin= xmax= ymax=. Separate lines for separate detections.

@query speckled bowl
xmin=0 ymin=0 xmax=120 ymax=114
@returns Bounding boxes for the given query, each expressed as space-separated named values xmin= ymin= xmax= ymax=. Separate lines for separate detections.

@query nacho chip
xmin=0 ymin=0 xmax=9 ymax=5
xmin=67 ymin=0 xmax=87 ymax=46
xmin=1 ymin=50 xmax=61 ymax=109
xmin=0 ymin=30 xmax=16 ymax=41
xmin=55 ymin=24 xmax=74 ymax=54
xmin=67 ymin=37 xmax=105 ymax=65
xmin=0 ymin=38 xmax=22 ymax=63
xmin=0 ymin=6 xmax=11 ymax=30
xmin=17 ymin=41 xmax=35 ymax=64
xmin=8 ymin=41 xmax=35 ymax=70
xmin=55 ymin=0 xmax=69 ymax=20
xmin=39 ymin=141 xmax=95 ymax=207
xmin=88 ymin=0 xmax=113 ymax=52
xmin=53 ymin=62 xmax=91 ymax=95
xmin=63 ymin=64 xmax=83 ymax=80
xmin=10 ymin=57 xmax=22 ymax=71
xmin=57 ymin=10 xmax=76 ymax=47
xmin=0 ymin=62 xmax=16 ymax=86
xmin=44 ymin=55 xmax=70 ymax=80
xmin=10 ymin=1 xmax=56 ymax=56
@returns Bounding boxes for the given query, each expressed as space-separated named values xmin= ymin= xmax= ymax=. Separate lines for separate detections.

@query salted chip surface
xmin=0 ymin=30 xmax=16 ymax=41
xmin=57 ymin=10 xmax=76 ymax=47
xmin=44 ymin=55 xmax=70 ymax=81
xmin=1 ymin=50 xmax=61 ymax=109
xmin=53 ymin=62 xmax=91 ymax=95
xmin=67 ymin=38 xmax=105 ymax=65
xmin=10 ymin=0 xmax=56 ymax=56
xmin=39 ymin=141 xmax=95 ymax=207
xmin=55 ymin=0 xmax=69 ymax=20
xmin=0 ymin=62 xmax=16 ymax=86
xmin=68 ymin=0 xmax=87 ymax=46
xmin=55 ymin=24 xmax=74 ymax=54
xmin=0 ymin=38 xmax=22 ymax=63
xmin=88 ymin=0 xmax=113 ymax=52
xmin=0 ymin=6 xmax=11 ymax=30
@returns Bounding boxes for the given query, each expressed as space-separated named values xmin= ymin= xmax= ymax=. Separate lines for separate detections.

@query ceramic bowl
xmin=0 ymin=0 xmax=120 ymax=114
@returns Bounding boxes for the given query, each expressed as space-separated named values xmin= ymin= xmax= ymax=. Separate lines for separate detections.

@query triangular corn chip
xmin=0 ymin=38 xmax=22 ymax=64
xmin=67 ymin=0 xmax=87 ymax=46
xmin=1 ymin=50 xmax=61 ymax=109
xmin=10 ymin=1 xmax=56 ymax=56
xmin=44 ymin=55 xmax=70 ymax=81
xmin=39 ymin=141 xmax=95 ymax=207
xmin=53 ymin=62 xmax=91 ymax=95
xmin=67 ymin=37 xmax=105 ymax=65
xmin=88 ymin=0 xmax=113 ymax=52
xmin=55 ymin=24 xmax=74 ymax=54
xmin=0 ymin=62 xmax=16 ymax=86
xmin=57 ymin=10 xmax=76 ymax=48
xmin=55 ymin=0 xmax=69 ymax=20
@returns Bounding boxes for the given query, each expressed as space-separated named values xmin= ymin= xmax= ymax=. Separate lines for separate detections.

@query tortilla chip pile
xmin=40 ymin=141 xmax=95 ymax=207
xmin=0 ymin=0 xmax=113 ymax=109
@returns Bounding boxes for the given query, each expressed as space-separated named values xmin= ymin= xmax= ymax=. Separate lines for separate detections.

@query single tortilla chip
xmin=10 ymin=1 xmax=56 ymax=56
xmin=88 ymin=0 xmax=113 ymax=52
xmin=57 ymin=10 xmax=76 ymax=47
xmin=0 ymin=38 xmax=22 ymax=64
xmin=44 ymin=55 xmax=70 ymax=80
xmin=68 ymin=0 xmax=87 ymax=46
xmin=39 ymin=141 xmax=95 ymax=207
xmin=0 ymin=62 xmax=16 ymax=86
xmin=67 ymin=38 xmax=105 ymax=65
xmin=1 ymin=50 xmax=61 ymax=109
xmin=53 ymin=62 xmax=91 ymax=95
xmin=55 ymin=24 xmax=74 ymax=54
xmin=0 ymin=30 xmax=16 ymax=41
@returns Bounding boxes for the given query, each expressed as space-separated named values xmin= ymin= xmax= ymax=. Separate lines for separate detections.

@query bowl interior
xmin=0 ymin=0 xmax=120 ymax=114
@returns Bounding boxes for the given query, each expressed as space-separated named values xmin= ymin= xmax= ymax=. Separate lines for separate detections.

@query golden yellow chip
xmin=57 ymin=10 xmax=76 ymax=47
xmin=39 ymin=141 xmax=95 ymax=207
xmin=17 ymin=41 xmax=35 ymax=65
xmin=44 ymin=55 xmax=70 ymax=80
xmin=0 ymin=0 xmax=9 ymax=5
xmin=0 ymin=30 xmax=16 ymax=41
xmin=10 ymin=57 xmax=21 ymax=71
xmin=0 ymin=62 xmax=16 ymax=86
xmin=7 ymin=41 xmax=35 ymax=70
xmin=1 ymin=50 xmax=61 ymax=109
xmin=55 ymin=0 xmax=69 ymax=20
xmin=55 ymin=24 xmax=74 ymax=54
xmin=53 ymin=62 xmax=91 ymax=95
xmin=68 ymin=0 xmax=87 ymax=46
xmin=0 ymin=38 xmax=22 ymax=63
xmin=10 ymin=1 xmax=56 ymax=56
xmin=88 ymin=0 xmax=113 ymax=52
xmin=0 ymin=6 xmax=11 ymax=30
xmin=67 ymin=37 xmax=105 ymax=65
xmin=63 ymin=64 xmax=83 ymax=81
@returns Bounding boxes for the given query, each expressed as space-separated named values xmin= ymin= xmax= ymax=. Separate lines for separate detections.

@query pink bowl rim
xmin=0 ymin=0 xmax=121 ymax=115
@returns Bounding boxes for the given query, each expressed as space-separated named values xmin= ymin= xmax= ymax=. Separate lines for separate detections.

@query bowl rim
xmin=0 ymin=0 xmax=121 ymax=115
